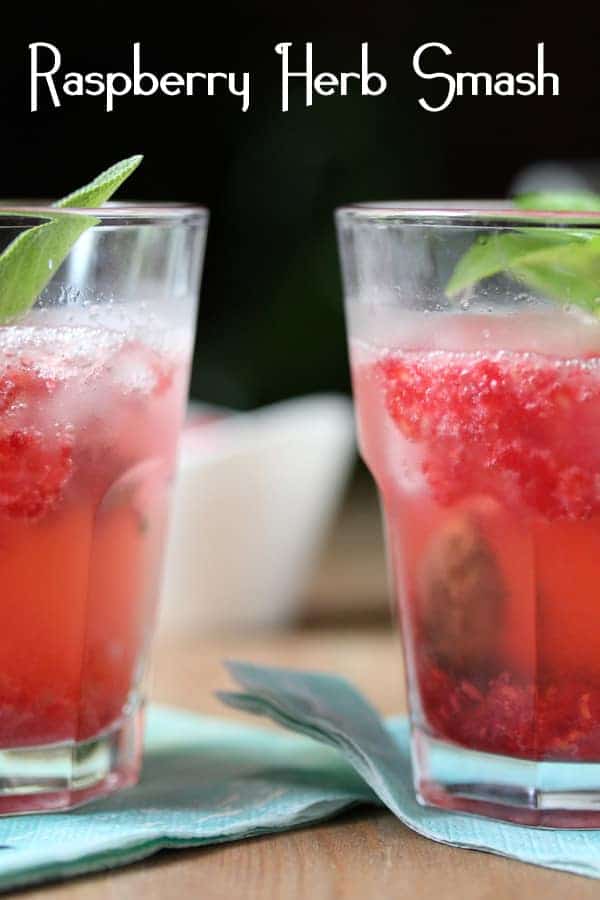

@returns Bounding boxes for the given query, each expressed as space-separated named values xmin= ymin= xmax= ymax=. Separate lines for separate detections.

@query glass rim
xmin=335 ymin=201 xmax=600 ymax=228
xmin=0 ymin=201 xmax=209 ymax=228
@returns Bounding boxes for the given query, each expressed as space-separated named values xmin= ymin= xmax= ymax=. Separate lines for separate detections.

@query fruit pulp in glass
xmin=0 ymin=310 xmax=189 ymax=750
xmin=351 ymin=308 xmax=600 ymax=764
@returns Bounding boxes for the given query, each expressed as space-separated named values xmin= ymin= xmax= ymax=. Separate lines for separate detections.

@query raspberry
xmin=151 ymin=358 xmax=174 ymax=395
xmin=0 ymin=428 xmax=73 ymax=519
xmin=377 ymin=351 xmax=600 ymax=520
xmin=0 ymin=364 xmax=56 ymax=414
xmin=418 ymin=658 xmax=600 ymax=762
xmin=0 ymin=363 xmax=73 ymax=519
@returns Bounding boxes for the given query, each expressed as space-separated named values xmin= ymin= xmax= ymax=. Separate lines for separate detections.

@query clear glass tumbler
xmin=0 ymin=204 xmax=207 ymax=813
xmin=336 ymin=202 xmax=600 ymax=826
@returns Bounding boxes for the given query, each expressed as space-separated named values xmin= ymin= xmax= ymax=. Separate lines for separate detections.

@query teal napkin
xmin=0 ymin=704 xmax=371 ymax=892
xmin=222 ymin=662 xmax=600 ymax=881
xmin=2 ymin=662 xmax=600 ymax=891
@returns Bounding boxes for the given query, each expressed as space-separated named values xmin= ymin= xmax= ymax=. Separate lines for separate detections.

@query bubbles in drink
xmin=0 ymin=303 xmax=191 ymax=749
xmin=351 ymin=306 xmax=600 ymax=762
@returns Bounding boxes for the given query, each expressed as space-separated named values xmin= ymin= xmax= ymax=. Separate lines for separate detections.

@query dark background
xmin=3 ymin=2 xmax=600 ymax=408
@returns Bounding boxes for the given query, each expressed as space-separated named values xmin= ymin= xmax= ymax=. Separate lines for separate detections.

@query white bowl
xmin=159 ymin=394 xmax=356 ymax=632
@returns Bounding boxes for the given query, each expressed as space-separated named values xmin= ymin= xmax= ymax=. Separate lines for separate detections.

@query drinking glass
xmin=337 ymin=202 xmax=600 ymax=826
xmin=0 ymin=204 xmax=207 ymax=813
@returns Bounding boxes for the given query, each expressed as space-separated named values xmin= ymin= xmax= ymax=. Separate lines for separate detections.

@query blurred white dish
xmin=160 ymin=394 xmax=356 ymax=632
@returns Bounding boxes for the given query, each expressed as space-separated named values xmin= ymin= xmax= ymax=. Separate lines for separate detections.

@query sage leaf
xmin=0 ymin=155 xmax=143 ymax=322
xmin=0 ymin=212 xmax=98 ymax=322
xmin=54 ymin=155 xmax=142 ymax=209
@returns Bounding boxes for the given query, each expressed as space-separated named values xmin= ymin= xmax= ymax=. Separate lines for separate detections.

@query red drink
xmin=336 ymin=200 xmax=600 ymax=824
xmin=0 ymin=320 xmax=189 ymax=811
xmin=351 ymin=309 xmax=600 ymax=823
xmin=0 ymin=190 xmax=206 ymax=814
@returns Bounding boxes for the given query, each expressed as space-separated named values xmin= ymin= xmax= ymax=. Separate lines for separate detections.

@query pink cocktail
xmin=0 ymin=204 xmax=206 ymax=812
xmin=338 ymin=203 xmax=600 ymax=825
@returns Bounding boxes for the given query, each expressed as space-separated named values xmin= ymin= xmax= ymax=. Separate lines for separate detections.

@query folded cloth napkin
xmin=0 ymin=703 xmax=371 ymax=893
xmin=2 ymin=662 xmax=600 ymax=891
xmin=221 ymin=662 xmax=600 ymax=880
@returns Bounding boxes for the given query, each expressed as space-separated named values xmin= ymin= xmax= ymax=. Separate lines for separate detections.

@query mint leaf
xmin=446 ymin=191 xmax=600 ymax=312
xmin=0 ymin=155 xmax=143 ymax=322
xmin=511 ymin=237 xmax=600 ymax=309
xmin=446 ymin=231 xmax=588 ymax=297
xmin=516 ymin=191 xmax=600 ymax=212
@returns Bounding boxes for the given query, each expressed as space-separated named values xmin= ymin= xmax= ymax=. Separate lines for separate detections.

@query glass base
xmin=413 ymin=726 xmax=600 ymax=827
xmin=0 ymin=705 xmax=143 ymax=815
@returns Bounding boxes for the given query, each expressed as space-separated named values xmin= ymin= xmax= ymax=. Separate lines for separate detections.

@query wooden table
xmin=20 ymin=486 xmax=600 ymax=899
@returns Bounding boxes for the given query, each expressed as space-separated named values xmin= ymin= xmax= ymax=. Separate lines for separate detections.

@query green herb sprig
xmin=0 ymin=155 xmax=142 ymax=322
xmin=446 ymin=191 xmax=600 ymax=313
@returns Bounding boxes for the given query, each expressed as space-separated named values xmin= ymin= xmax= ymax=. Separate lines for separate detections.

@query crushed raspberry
xmin=0 ymin=364 xmax=56 ymax=414
xmin=151 ymin=359 xmax=174 ymax=395
xmin=377 ymin=351 xmax=600 ymax=519
xmin=0 ymin=673 xmax=75 ymax=746
xmin=0 ymin=428 xmax=73 ymax=519
xmin=0 ymin=364 xmax=73 ymax=519
xmin=419 ymin=660 xmax=600 ymax=761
